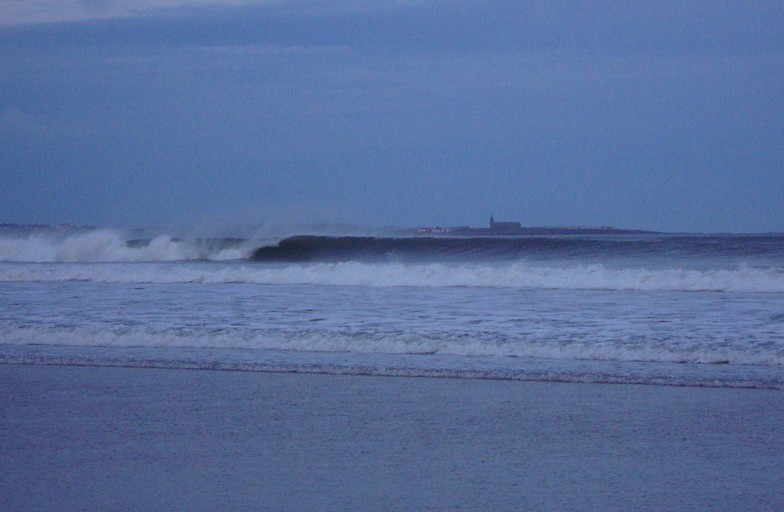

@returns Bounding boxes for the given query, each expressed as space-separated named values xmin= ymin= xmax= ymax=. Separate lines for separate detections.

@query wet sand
xmin=2 ymin=364 xmax=783 ymax=511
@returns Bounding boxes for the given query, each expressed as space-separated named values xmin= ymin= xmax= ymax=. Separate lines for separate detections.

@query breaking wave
xmin=0 ymin=229 xmax=257 ymax=262
xmin=4 ymin=231 xmax=783 ymax=266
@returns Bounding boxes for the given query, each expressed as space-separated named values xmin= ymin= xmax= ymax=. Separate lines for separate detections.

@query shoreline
xmin=3 ymin=363 xmax=783 ymax=511
xmin=2 ymin=359 xmax=782 ymax=390
xmin=3 ymin=342 xmax=781 ymax=390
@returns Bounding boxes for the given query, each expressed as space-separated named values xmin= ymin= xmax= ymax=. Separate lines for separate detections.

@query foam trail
xmin=2 ymin=341 xmax=781 ymax=390
xmin=2 ymin=325 xmax=782 ymax=367
xmin=2 ymin=261 xmax=783 ymax=292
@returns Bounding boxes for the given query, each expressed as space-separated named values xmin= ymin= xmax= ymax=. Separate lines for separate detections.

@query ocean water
xmin=1 ymin=226 xmax=783 ymax=389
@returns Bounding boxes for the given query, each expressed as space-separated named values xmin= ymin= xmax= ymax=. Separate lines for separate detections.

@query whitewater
xmin=1 ymin=227 xmax=783 ymax=389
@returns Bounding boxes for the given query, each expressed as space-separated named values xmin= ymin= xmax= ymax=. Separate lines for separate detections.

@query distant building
xmin=489 ymin=215 xmax=521 ymax=233
xmin=416 ymin=226 xmax=453 ymax=234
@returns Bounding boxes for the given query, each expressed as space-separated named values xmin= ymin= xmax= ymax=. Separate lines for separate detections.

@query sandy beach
xmin=1 ymin=364 xmax=782 ymax=511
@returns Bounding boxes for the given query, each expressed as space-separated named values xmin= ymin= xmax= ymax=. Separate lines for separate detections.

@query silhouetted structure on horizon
xmin=489 ymin=215 xmax=521 ymax=233
xmin=413 ymin=216 xmax=657 ymax=236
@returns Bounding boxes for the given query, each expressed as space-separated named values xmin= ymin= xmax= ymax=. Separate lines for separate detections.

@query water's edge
xmin=3 ymin=345 xmax=781 ymax=390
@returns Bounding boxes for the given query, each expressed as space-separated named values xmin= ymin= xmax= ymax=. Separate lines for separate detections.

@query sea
xmin=1 ymin=225 xmax=783 ymax=389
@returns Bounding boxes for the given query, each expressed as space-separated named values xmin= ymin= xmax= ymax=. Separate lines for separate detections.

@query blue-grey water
xmin=1 ymin=227 xmax=782 ymax=388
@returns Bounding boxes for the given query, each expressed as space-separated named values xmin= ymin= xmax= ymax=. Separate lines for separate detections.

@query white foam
xmin=2 ymin=325 xmax=781 ymax=367
xmin=0 ymin=230 xmax=256 ymax=262
xmin=2 ymin=260 xmax=783 ymax=292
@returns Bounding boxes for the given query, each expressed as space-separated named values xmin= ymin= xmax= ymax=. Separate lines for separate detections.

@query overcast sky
xmin=1 ymin=1 xmax=783 ymax=232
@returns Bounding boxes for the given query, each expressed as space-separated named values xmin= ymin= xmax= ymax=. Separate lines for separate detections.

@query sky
xmin=1 ymin=1 xmax=783 ymax=232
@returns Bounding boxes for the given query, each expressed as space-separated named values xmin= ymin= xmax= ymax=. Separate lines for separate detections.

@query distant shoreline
xmin=411 ymin=225 xmax=660 ymax=236
xmin=2 ymin=222 xmax=783 ymax=237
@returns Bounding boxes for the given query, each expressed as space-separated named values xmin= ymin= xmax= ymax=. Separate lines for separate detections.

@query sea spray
xmin=0 ymin=229 xmax=259 ymax=262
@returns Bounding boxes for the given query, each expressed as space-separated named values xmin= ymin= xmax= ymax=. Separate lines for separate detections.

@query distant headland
xmin=413 ymin=216 xmax=658 ymax=236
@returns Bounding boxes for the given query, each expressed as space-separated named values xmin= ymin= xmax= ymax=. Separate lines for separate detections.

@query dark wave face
xmin=251 ymin=235 xmax=610 ymax=262
xmin=252 ymin=234 xmax=784 ymax=264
